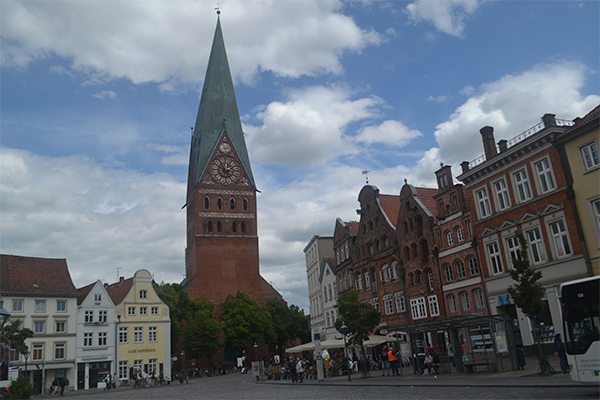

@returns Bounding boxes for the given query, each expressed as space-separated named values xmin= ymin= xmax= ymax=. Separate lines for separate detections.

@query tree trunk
xmin=531 ymin=319 xmax=554 ymax=375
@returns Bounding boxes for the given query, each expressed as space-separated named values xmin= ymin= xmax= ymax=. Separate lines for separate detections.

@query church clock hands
xmin=211 ymin=156 xmax=240 ymax=184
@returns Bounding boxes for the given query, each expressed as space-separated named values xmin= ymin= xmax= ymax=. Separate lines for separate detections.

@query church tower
xmin=185 ymin=15 xmax=281 ymax=306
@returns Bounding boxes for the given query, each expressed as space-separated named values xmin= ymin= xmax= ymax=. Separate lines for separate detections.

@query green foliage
xmin=507 ymin=231 xmax=545 ymax=322
xmin=220 ymin=291 xmax=275 ymax=352
xmin=0 ymin=320 xmax=33 ymax=355
xmin=9 ymin=375 xmax=33 ymax=399
xmin=153 ymin=282 xmax=196 ymax=349
xmin=182 ymin=295 xmax=222 ymax=362
xmin=264 ymin=300 xmax=310 ymax=346
xmin=334 ymin=291 xmax=381 ymax=347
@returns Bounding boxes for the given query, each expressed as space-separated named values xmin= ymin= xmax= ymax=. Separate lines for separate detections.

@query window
xmin=356 ymin=274 xmax=363 ymax=291
xmin=98 ymin=332 xmax=107 ymax=346
xmin=364 ymin=271 xmax=371 ymax=289
xmin=493 ymin=178 xmax=511 ymax=211
xmin=444 ymin=264 xmax=453 ymax=282
xmin=549 ymin=220 xmax=571 ymax=258
xmin=428 ymin=295 xmax=440 ymax=316
xmin=474 ymin=289 xmax=485 ymax=308
xmin=460 ymin=292 xmax=471 ymax=311
xmin=534 ymin=158 xmax=556 ymax=194
xmin=9 ymin=349 xmax=20 ymax=362
xmin=506 ymin=236 xmax=520 ymax=268
xmin=243 ymin=198 xmax=248 ymax=211
xmin=85 ymin=310 xmax=93 ymax=323
xmin=151 ymin=307 xmax=159 ymax=315
xmin=328 ymin=284 xmax=333 ymax=301
xmin=371 ymin=298 xmax=380 ymax=312
xmin=447 ymin=232 xmax=454 ymax=246
xmin=94 ymin=293 xmax=102 ymax=302
xmin=513 ymin=169 xmax=532 ymax=203
xmin=323 ymin=287 xmax=328 ymax=303
xmin=55 ymin=321 xmax=66 ymax=333
xmin=475 ymin=187 xmax=492 ymax=218
xmin=410 ymin=297 xmax=427 ymax=320
xmin=457 ymin=228 xmax=464 ymax=242
xmin=395 ymin=292 xmax=406 ymax=313
xmin=128 ymin=307 xmax=136 ymax=316
xmin=217 ymin=198 xmax=223 ymax=210
xmin=204 ymin=196 xmax=210 ymax=210
xmin=139 ymin=290 xmax=147 ymax=299
xmin=98 ymin=310 xmax=107 ymax=323
xmin=149 ymin=358 xmax=158 ymax=374
xmin=456 ymin=261 xmax=465 ymax=280
xmin=591 ymin=198 xmax=600 ymax=246
xmin=380 ymin=265 xmax=391 ymax=282
xmin=140 ymin=307 xmax=148 ymax=315
xmin=230 ymin=198 xmax=235 ymax=210
xmin=32 ymin=344 xmax=43 ymax=361
xmin=580 ymin=141 xmax=600 ymax=171
xmin=384 ymin=295 xmax=394 ymax=315
xmin=56 ymin=299 xmax=67 ymax=311
xmin=119 ymin=361 xmax=128 ymax=379
xmin=526 ymin=228 xmax=546 ymax=264
xmin=149 ymin=326 xmax=157 ymax=342
xmin=34 ymin=321 xmax=45 ymax=333
xmin=134 ymin=327 xmax=143 ymax=343
xmin=119 ymin=327 xmax=128 ymax=343
xmin=487 ymin=242 xmax=503 ymax=275
xmin=427 ymin=270 xmax=434 ymax=291
xmin=84 ymin=332 xmax=93 ymax=346
xmin=448 ymin=294 xmax=458 ymax=313
xmin=12 ymin=300 xmax=23 ymax=312
xmin=35 ymin=300 xmax=46 ymax=313
xmin=468 ymin=257 xmax=479 ymax=276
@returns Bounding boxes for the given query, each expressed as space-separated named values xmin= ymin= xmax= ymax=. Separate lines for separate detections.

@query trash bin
xmin=516 ymin=348 xmax=526 ymax=369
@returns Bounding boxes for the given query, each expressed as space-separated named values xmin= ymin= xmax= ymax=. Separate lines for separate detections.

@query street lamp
xmin=180 ymin=350 xmax=185 ymax=377
xmin=253 ymin=342 xmax=258 ymax=361
xmin=339 ymin=322 xmax=351 ymax=382
xmin=24 ymin=348 xmax=30 ymax=376
xmin=0 ymin=296 xmax=11 ymax=332
xmin=275 ymin=345 xmax=279 ymax=362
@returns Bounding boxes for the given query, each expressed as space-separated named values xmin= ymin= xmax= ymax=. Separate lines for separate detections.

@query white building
xmin=303 ymin=235 xmax=334 ymax=339
xmin=75 ymin=280 xmax=116 ymax=390
xmin=320 ymin=257 xmax=340 ymax=340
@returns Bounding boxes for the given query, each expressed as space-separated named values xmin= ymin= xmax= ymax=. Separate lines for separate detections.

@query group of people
xmin=378 ymin=345 xmax=400 ymax=376
xmin=286 ymin=356 xmax=306 ymax=383
xmin=49 ymin=376 xmax=69 ymax=396
xmin=103 ymin=373 xmax=118 ymax=391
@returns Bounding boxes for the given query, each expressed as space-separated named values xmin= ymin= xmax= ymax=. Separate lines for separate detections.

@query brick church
xmin=184 ymin=14 xmax=282 ymax=308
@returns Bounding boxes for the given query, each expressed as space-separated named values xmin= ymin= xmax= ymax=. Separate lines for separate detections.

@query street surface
xmin=54 ymin=372 xmax=599 ymax=400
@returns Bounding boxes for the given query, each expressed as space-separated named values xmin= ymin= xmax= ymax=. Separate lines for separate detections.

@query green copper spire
xmin=191 ymin=16 xmax=255 ymax=188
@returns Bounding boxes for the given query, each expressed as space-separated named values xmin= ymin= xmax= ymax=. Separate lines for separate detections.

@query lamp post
xmin=339 ymin=322 xmax=351 ymax=382
xmin=274 ymin=345 xmax=279 ymax=363
xmin=0 ymin=296 xmax=11 ymax=332
xmin=253 ymin=342 xmax=258 ymax=361
xmin=180 ymin=350 xmax=185 ymax=378
xmin=242 ymin=350 xmax=246 ymax=369
xmin=24 ymin=348 xmax=30 ymax=377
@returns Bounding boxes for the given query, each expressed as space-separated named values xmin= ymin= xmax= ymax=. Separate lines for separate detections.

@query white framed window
xmin=12 ymin=300 xmax=23 ymax=312
xmin=427 ymin=270 xmax=434 ymax=291
xmin=456 ymin=260 xmax=466 ymax=280
xmin=134 ymin=327 xmax=143 ymax=343
xmin=391 ymin=262 xmax=399 ymax=280
xmin=119 ymin=327 xmax=128 ymax=343
xmin=364 ymin=271 xmax=371 ymax=289
xmin=487 ymin=242 xmax=504 ymax=275
xmin=475 ymin=187 xmax=492 ymax=218
xmin=328 ymin=284 xmax=333 ymax=300
xmin=410 ymin=297 xmax=427 ymax=320
xmin=32 ymin=344 xmax=43 ymax=361
xmin=119 ymin=361 xmax=128 ymax=379
xmin=149 ymin=326 xmax=157 ymax=342
xmin=139 ymin=290 xmax=147 ymax=299
xmin=506 ymin=236 xmax=520 ymax=268
xmin=474 ymin=289 xmax=485 ymax=308
xmin=428 ymin=295 xmax=440 ymax=316
xmin=446 ymin=232 xmax=454 ymax=246
xmin=323 ymin=288 xmax=328 ymax=303
xmin=34 ymin=321 xmax=45 ymax=333
xmin=356 ymin=274 xmax=363 ymax=291
xmin=526 ymin=228 xmax=546 ymax=264
xmin=384 ymin=295 xmax=394 ymax=315
xmin=98 ymin=310 xmax=107 ymax=323
xmin=444 ymin=264 xmax=453 ymax=282
xmin=55 ymin=321 xmax=66 ymax=333
xmin=326 ymin=312 xmax=331 ymax=327
xmin=534 ymin=158 xmax=556 ymax=194
xmin=493 ymin=178 xmax=511 ymax=211
xmin=98 ymin=332 xmax=107 ymax=346
xmin=128 ymin=307 xmax=135 ymax=316
xmin=380 ymin=265 xmax=391 ymax=282
xmin=589 ymin=197 xmax=600 ymax=247
xmin=460 ymin=291 xmax=471 ymax=311
xmin=85 ymin=310 xmax=94 ymax=323
xmin=448 ymin=294 xmax=458 ymax=313
xmin=94 ymin=293 xmax=102 ymax=302
xmin=84 ymin=332 xmax=93 ymax=346
xmin=580 ymin=141 xmax=600 ymax=171
xmin=56 ymin=300 xmax=66 ymax=312
xmin=149 ymin=358 xmax=158 ymax=374
xmin=395 ymin=292 xmax=406 ymax=313
xmin=468 ymin=257 xmax=479 ymax=276
xmin=457 ymin=228 xmax=464 ymax=242
xmin=371 ymin=298 xmax=380 ymax=312
xmin=548 ymin=219 xmax=572 ymax=258
xmin=513 ymin=168 xmax=532 ymax=203
xmin=140 ymin=307 xmax=148 ymax=316
xmin=34 ymin=300 xmax=46 ymax=313
xmin=151 ymin=307 xmax=159 ymax=315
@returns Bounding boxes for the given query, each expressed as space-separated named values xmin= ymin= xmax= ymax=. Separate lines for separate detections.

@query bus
xmin=561 ymin=275 xmax=600 ymax=383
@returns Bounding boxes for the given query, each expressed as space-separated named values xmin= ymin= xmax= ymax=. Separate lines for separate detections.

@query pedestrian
xmin=51 ymin=378 xmax=59 ymax=396
xmin=104 ymin=374 xmax=111 ymax=391
xmin=112 ymin=372 xmax=118 ymax=389
xmin=554 ymin=333 xmax=569 ymax=373
xmin=379 ymin=345 xmax=390 ymax=376
xmin=388 ymin=346 xmax=399 ymax=376
xmin=59 ymin=377 xmax=66 ymax=396
xmin=296 ymin=356 xmax=304 ymax=383
xmin=287 ymin=357 xmax=297 ymax=383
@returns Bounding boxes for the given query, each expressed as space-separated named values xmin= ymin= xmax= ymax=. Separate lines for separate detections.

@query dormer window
xmin=139 ymin=290 xmax=147 ymax=299
xmin=94 ymin=294 xmax=102 ymax=302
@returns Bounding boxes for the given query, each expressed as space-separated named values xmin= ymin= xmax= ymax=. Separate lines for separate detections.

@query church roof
xmin=191 ymin=16 xmax=256 ymax=188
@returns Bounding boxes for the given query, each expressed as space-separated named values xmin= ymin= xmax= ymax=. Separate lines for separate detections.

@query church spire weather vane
xmin=215 ymin=2 xmax=221 ymax=14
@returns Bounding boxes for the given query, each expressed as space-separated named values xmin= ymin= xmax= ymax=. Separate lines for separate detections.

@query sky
xmin=1 ymin=0 xmax=599 ymax=312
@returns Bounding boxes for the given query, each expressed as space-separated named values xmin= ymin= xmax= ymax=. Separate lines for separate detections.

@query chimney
xmin=541 ymin=113 xmax=556 ymax=127
xmin=480 ymin=126 xmax=497 ymax=160
xmin=498 ymin=139 xmax=508 ymax=153
xmin=120 ymin=276 xmax=124 ymax=283
xmin=460 ymin=161 xmax=470 ymax=173
xmin=573 ymin=117 xmax=582 ymax=124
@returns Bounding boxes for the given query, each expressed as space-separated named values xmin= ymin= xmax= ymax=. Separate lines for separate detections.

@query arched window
xmin=427 ymin=270 xmax=434 ymax=291
xmin=444 ymin=264 xmax=453 ymax=282
xmin=376 ymin=217 xmax=380 ymax=227
xmin=204 ymin=196 xmax=210 ymax=210
xmin=368 ymin=221 xmax=373 ymax=231
xmin=420 ymin=240 xmax=429 ymax=264
xmin=446 ymin=204 xmax=451 ymax=216
xmin=230 ymin=198 xmax=235 ymax=210
xmin=408 ymin=272 xmax=415 ymax=287
xmin=468 ymin=257 xmax=479 ymax=276
xmin=241 ymin=222 xmax=246 ymax=233
xmin=369 ymin=244 xmax=374 ymax=257
xmin=447 ymin=231 xmax=453 ymax=246
xmin=243 ymin=198 xmax=248 ymax=211
xmin=457 ymin=227 xmax=464 ymax=242
xmin=217 ymin=221 xmax=222 ymax=232
xmin=460 ymin=291 xmax=471 ymax=311
xmin=232 ymin=222 xmax=237 ymax=233
xmin=411 ymin=243 xmax=418 ymax=258
xmin=416 ymin=270 xmax=423 ymax=283
xmin=356 ymin=273 xmax=363 ymax=290
xmin=208 ymin=221 xmax=213 ymax=232
xmin=448 ymin=294 xmax=458 ymax=313
xmin=217 ymin=197 xmax=223 ymax=210
xmin=404 ymin=246 xmax=411 ymax=261
xmin=402 ymin=221 xmax=408 ymax=235
xmin=383 ymin=236 xmax=389 ymax=248
xmin=364 ymin=270 xmax=371 ymax=288
xmin=473 ymin=288 xmax=485 ymax=308
xmin=415 ymin=215 xmax=423 ymax=236
xmin=456 ymin=260 xmax=465 ymax=280
xmin=409 ymin=218 xmax=414 ymax=232
xmin=376 ymin=240 xmax=381 ymax=251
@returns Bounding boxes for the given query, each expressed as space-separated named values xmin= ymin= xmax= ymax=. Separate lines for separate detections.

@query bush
xmin=9 ymin=375 xmax=33 ymax=399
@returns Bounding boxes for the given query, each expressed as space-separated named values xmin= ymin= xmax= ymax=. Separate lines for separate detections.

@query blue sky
xmin=1 ymin=0 xmax=598 ymax=311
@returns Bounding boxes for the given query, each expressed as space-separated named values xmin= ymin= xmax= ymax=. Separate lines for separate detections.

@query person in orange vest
xmin=388 ymin=346 xmax=399 ymax=376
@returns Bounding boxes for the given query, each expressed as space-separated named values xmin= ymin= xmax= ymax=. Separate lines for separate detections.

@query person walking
xmin=380 ymin=345 xmax=390 ymax=376
xmin=388 ymin=346 xmax=399 ymax=376
xmin=287 ymin=357 xmax=297 ymax=383
xmin=296 ymin=356 xmax=304 ymax=383
xmin=554 ymin=333 xmax=569 ymax=373
xmin=104 ymin=374 xmax=111 ymax=391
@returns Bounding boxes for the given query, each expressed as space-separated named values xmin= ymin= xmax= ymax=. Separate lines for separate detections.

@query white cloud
xmin=1 ymin=0 xmax=381 ymax=87
xmin=427 ymin=94 xmax=452 ymax=103
xmin=405 ymin=0 xmax=486 ymax=37
xmin=91 ymin=90 xmax=116 ymax=100
xmin=355 ymin=120 xmax=422 ymax=147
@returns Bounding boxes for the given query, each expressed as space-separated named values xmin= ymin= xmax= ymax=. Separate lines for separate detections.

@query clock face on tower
xmin=211 ymin=156 xmax=240 ymax=184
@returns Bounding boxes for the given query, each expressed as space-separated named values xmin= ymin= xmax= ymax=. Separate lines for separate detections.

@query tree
xmin=507 ymin=231 xmax=554 ymax=375
xmin=220 ymin=291 xmax=275 ymax=355
xmin=0 ymin=320 xmax=33 ymax=355
xmin=182 ymin=295 xmax=223 ymax=364
xmin=264 ymin=300 xmax=310 ymax=347
xmin=153 ymin=282 xmax=196 ymax=350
